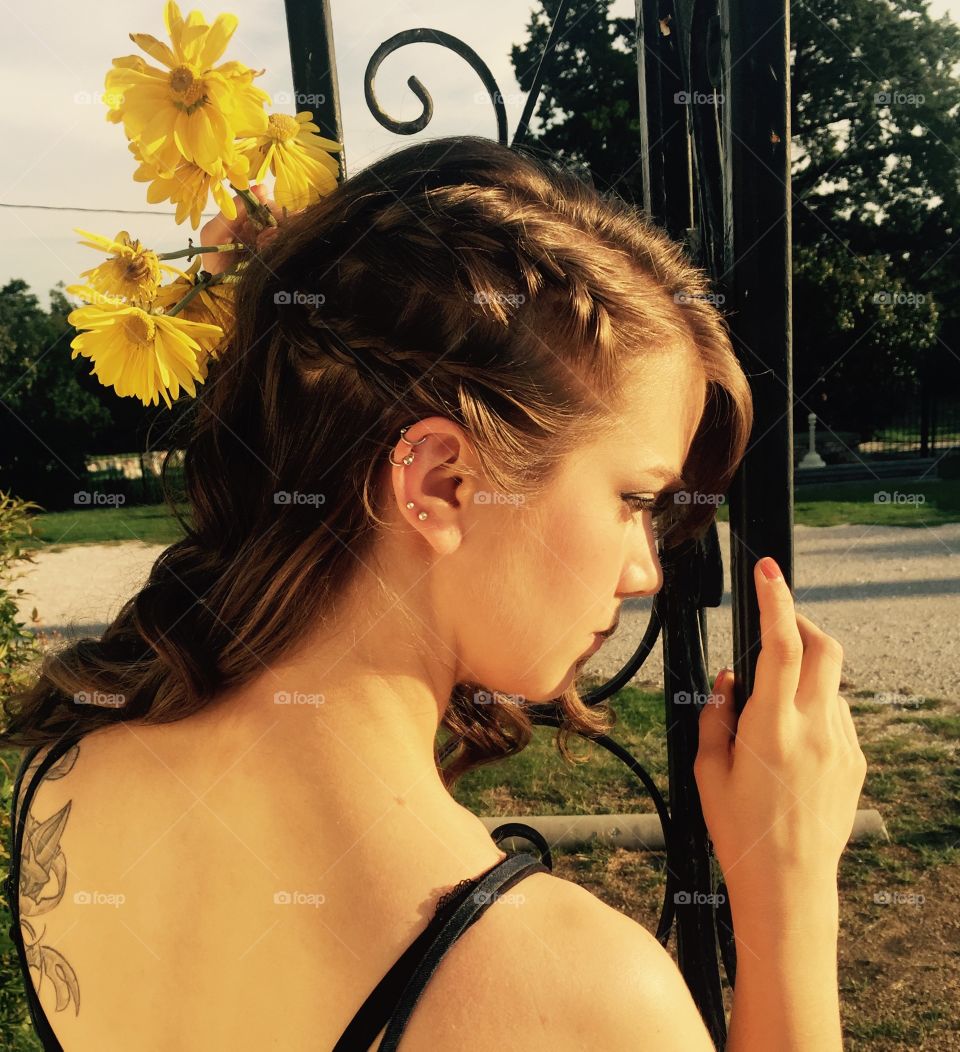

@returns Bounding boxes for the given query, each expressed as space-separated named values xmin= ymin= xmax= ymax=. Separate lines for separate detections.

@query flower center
xmin=123 ymin=253 xmax=154 ymax=285
xmin=267 ymin=113 xmax=301 ymax=142
xmin=169 ymin=65 xmax=206 ymax=112
xmin=124 ymin=310 xmax=156 ymax=345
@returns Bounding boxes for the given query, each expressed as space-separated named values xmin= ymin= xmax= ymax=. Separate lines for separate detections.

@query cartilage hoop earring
xmin=399 ymin=425 xmax=428 ymax=447
xmin=391 ymin=427 xmax=429 ymax=519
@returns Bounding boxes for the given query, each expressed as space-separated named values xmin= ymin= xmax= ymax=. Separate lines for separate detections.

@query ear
xmin=386 ymin=418 xmax=481 ymax=557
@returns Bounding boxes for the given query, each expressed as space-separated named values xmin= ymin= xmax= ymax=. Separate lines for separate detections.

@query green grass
xmin=22 ymin=503 xmax=190 ymax=550
xmin=790 ymin=478 xmax=960 ymax=527
xmin=17 ymin=477 xmax=960 ymax=547
xmin=447 ymin=684 xmax=669 ymax=817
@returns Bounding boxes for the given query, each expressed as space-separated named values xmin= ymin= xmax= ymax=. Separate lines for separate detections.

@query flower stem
xmin=156 ymin=243 xmax=244 ymax=261
xmin=235 ymin=186 xmax=278 ymax=228
xmin=164 ymin=271 xmax=226 ymax=318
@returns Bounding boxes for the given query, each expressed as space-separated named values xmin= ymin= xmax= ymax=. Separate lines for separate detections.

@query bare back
xmin=10 ymin=719 xmax=670 ymax=1051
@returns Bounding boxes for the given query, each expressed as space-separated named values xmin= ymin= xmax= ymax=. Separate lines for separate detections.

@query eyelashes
xmin=622 ymin=493 xmax=675 ymax=516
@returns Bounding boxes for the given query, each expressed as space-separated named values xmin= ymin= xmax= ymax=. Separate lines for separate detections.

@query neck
xmin=194 ymin=645 xmax=498 ymax=870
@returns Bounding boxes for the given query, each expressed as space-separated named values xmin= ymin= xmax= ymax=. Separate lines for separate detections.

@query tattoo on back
xmin=18 ymin=743 xmax=82 ymax=1016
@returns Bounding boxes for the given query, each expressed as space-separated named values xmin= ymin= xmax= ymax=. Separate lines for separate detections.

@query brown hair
xmin=1 ymin=134 xmax=753 ymax=787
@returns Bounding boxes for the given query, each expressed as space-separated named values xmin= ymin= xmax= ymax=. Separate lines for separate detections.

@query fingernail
xmin=713 ymin=667 xmax=732 ymax=691
xmin=759 ymin=557 xmax=782 ymax=581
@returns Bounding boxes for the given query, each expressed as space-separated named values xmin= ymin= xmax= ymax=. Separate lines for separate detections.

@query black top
xmin=3 ymin=733 xmax=551 ymax=1051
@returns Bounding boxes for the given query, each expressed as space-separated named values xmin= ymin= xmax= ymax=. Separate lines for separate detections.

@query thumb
xmin=696 ymin=668 xmax=736 ymax=760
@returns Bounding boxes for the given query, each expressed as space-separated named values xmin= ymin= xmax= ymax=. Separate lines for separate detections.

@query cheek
xmin=521 ymin=501 xmax=626 ymax=653
xmin=450 ymin=500 xmax=625 ymax=699
xmin=540 ymin=501 xmax=625 ymax=590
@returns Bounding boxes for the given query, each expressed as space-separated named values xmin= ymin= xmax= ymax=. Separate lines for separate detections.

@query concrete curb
xmin=480 ymin=809 xmax=890 ymax=852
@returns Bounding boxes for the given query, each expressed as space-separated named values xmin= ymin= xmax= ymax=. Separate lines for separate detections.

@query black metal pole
xmin=283 ymin=0 xmax=347 ymax=181
xmin=722 ymin=0 xmax=794 ymax=714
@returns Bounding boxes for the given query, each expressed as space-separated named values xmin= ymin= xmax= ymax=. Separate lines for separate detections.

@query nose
xmin=617 ymin=522 xmax=664 ymax=599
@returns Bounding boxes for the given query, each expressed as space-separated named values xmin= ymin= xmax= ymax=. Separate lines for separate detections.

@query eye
xmin=622 ymin=492 xmax=674 ymax=517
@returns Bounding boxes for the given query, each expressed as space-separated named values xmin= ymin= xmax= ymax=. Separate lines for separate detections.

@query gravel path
xmin=9 ymin=522 xmax=959 ymax=703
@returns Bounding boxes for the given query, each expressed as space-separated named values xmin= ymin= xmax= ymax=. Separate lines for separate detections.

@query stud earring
xmin=390 ymin=426 xmax=429 ymax=519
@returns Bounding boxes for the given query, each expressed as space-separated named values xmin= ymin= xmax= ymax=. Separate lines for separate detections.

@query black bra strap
xmin=377 ymin=851 xmax=550 ymax=1051
xmin=3 ymin=732 xmax=86 ymax=1052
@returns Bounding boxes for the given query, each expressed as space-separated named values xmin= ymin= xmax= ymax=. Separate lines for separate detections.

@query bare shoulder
xmin=403 ymin=866 xmax=717 ymax=1051
xmin=542 ymin=875 xmax=718 ymax=1051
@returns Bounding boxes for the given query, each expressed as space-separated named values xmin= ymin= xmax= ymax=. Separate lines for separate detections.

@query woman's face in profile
xmin=443 ymin=349 xmax=707 ymax=704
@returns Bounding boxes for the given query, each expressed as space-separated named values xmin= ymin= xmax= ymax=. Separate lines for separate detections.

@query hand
xmin=693 ymin=558 xmax=867 ymax=910
xmin=199 ymin=184 xmax=286 ymax=276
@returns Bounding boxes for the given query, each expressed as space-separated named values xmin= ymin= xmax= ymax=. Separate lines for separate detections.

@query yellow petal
xmin=198 ymin=13 xmax=239 ymax=70
xmin=129 ymin=33 xmax=177 ymax=68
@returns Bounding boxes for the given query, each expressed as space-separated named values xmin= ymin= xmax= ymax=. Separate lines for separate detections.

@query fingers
xmin=200 ymin=185 xmax=278 ymax=275
xmin=751 ymin=557 xmax=803 ymax=719
xmin=249 ymin=182 xmax=285 ymax=224
xmin=793 ymin=610 xmax=844 ymax=722
xmin=835 ymin=693 xmax=859 ymax=752
xmin=695 ymin=668 xmax=737 ymax=767
xmin=200 ymin=192 xmax=248 ymax=275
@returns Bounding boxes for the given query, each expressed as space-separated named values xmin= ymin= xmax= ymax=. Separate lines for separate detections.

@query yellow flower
xmin=104 ymin=1 xmax=269 ymax=179
xmin=73 ymin=229 xmax=188 ymax=306
xmin=66 ymin=285 xmax=224 ymax=409
xmin=239 ymin=111 xmax=341 ymax=212
xmin=153 ymin=256 xmax=235 ymax=354
xmin=128 ymin=140 xmax=250 ymax=230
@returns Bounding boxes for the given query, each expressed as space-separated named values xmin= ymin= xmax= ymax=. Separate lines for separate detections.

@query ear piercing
xmin=389 ymin=425 xmax=429 ymax=519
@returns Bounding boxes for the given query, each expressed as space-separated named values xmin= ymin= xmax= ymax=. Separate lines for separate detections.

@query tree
xmin=0 ymin=280 xmax=151 ymax=510
xmin=510 ymin=0 xmax=645 ymax=204
xmin=509 ymin=0 xmax=960 ymax=434
xmin=793 ymin=238 xmax=938 ymax=439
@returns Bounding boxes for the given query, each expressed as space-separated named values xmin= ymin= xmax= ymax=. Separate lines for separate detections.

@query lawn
xmin=21 ymin=502 xmax=191 ymax=549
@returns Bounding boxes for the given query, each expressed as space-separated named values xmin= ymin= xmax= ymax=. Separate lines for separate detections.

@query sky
xmin=0 ymin=0 xmax=957 ymax=309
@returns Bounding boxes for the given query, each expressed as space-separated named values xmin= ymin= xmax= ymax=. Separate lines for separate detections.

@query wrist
xmin=724 ymin=871 xmax=839 ymax=940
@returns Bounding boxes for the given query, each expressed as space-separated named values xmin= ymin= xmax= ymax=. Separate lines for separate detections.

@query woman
xmin=2 ymin=135 xmax=865 ymax=1050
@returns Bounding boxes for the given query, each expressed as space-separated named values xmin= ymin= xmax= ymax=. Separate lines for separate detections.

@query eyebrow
xmin=641 ymin=465 xmax=688 ymax=489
